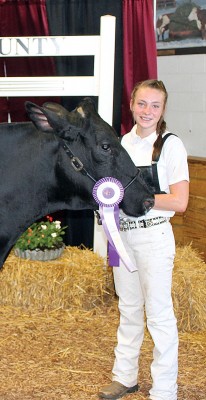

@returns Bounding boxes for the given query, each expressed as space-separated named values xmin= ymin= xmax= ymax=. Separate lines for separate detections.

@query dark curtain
xmin=46 ymin=0 xmax=123 ymax=248
xmin=121 ymin=0 xmax=157 ymax=134
xmin=0 ymin=0 xmax=58 ymax=121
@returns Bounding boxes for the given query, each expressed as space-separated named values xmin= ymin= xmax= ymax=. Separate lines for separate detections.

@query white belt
xmin=120 ymin=216 xmax=169 ymax=231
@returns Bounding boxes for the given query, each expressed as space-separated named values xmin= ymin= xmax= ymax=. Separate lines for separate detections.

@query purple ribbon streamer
xmin=108 ymin=242 xmax=119 ymax=267
xmin=100 ymin=205 xmax=120 ymax=267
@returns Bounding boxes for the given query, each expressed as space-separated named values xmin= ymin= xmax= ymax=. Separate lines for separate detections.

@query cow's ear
xmin=25 ymin=101 xmax=86 ymax=139
xmin=25 ymin=101 xmax=57 ymax=132
xmin=76 ymin=97 xmax=98 ymax=118
xmin=25 ymin=101 xmax=86 ymax=136
xmin=42 ymin=102 xmax=68 ymax=115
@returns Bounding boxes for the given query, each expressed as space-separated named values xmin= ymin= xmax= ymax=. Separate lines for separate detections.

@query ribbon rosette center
xmin=103 ymin=187 xmax=115 ymax=200
xmin=92 ymin=177 xmax=124 ymax=207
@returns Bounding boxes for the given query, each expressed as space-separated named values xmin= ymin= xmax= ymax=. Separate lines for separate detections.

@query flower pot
xmin=14 ymin=245 xmax=65 ymax=261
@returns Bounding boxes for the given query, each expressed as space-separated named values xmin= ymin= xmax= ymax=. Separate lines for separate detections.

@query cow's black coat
xmin=0 ymin=97 xmax=154 ymax=267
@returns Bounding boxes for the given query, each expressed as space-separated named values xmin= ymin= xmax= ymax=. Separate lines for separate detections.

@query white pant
xmin=112 ymin=221 xmax=178 ymax=400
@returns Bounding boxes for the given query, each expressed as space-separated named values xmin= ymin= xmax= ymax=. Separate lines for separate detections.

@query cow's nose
xmin=143 ymin=197 xmax=155 ymax=214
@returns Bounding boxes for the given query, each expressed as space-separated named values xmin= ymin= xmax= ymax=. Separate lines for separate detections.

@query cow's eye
xmin=101 ymin=143 xmax=111 ymax=151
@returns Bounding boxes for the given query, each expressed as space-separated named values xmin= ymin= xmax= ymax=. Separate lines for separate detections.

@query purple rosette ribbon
xmin=92 ymin=177 xmax=137 ymax=273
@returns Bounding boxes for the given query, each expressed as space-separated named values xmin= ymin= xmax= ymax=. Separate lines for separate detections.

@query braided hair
xmin=130 ymin=79 xmax=168 ymax=161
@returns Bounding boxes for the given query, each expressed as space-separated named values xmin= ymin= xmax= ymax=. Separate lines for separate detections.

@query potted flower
xmin=14 ymin=216 xmax=67 ymax=261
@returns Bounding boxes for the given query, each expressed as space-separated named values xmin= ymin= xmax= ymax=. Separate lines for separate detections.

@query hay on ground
xmin=0 ymin=244 xmax=205 ymax=398
xmin=0 ymin=305 xmax=205 ymax=400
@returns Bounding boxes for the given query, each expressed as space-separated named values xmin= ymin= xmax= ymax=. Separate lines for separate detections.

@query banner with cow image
xmin=156 ymin=0 xmax=206 ymax=53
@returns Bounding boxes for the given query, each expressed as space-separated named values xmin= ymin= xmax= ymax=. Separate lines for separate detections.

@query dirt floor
xmin=0 ymin=303 xmax=205 ymax=400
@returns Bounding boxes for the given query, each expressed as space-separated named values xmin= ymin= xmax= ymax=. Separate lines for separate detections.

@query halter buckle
xmin=71 ymin=157 xmax=84 ymax=172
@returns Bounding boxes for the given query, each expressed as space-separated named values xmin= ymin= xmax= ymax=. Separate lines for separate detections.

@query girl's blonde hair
xmin=131 ymin=80 xmax=168 ymax=161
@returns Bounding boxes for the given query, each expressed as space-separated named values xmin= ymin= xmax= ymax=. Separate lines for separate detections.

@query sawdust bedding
xmin=0 ymin=245 xmax=205 ymax=400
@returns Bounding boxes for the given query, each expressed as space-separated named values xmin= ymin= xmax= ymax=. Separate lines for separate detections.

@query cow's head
xmin=25 ymin=98 xmax=154 ymax=217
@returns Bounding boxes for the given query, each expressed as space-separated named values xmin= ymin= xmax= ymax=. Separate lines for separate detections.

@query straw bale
xmin=0 ymin=246 xmax=115 ymax=311
xmin=0 ymin=243 xmax=205 ymax=333
xmin=173 ymin=244 xmax=206 ymax=332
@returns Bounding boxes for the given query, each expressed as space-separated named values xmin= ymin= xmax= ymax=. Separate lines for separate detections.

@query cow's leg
xmin=0 ymin=234 xmax=15 ymax=269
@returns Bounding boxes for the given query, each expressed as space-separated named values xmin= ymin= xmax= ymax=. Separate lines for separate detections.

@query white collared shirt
xmin=121 ymin=125 xmax=189 ymax=219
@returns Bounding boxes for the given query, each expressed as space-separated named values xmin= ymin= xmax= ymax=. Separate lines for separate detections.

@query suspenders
xmin=153 ymin=133 xmax=176 ymax=162
xmin=151 ymin=133 xmax=176 ymax=193
xmin=139 ymin=133 xmax=176 ymax=194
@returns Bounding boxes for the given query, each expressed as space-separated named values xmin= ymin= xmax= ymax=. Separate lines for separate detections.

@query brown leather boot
xmin=98 ymin=381 xmax=139 ymax=399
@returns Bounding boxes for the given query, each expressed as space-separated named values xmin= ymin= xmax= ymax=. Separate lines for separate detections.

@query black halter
xmin=61 ymin=139 xmax=138 ymax=190
xmin=61 ymin=139 xmax=96 ymax=183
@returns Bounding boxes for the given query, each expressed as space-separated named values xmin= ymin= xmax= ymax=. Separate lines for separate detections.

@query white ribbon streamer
xmin=100 ymin=206 xmax=137 ymax=273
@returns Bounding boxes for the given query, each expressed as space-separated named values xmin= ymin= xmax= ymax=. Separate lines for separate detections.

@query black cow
xmin=0 ymin=97 xmax=154 ymax=268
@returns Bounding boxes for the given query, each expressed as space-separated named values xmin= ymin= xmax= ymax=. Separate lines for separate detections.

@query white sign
xmin=0 ymin=36 xmax=99 ymax=57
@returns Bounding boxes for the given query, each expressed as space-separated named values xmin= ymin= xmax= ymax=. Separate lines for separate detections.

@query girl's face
xmin=130 ymin=87 xmax=165 ymax=137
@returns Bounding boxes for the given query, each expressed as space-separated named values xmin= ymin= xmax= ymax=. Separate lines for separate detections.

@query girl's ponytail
xmin=152 ymin=116 xmax=167 ymax=161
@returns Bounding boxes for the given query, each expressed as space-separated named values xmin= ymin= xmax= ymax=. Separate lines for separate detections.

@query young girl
xmin=98 ymin=80 xmax=189 ymax=400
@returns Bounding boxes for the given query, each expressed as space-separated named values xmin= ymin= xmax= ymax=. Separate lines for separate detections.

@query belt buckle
xmin=145 ymin=219 xmax=153 ymax=227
